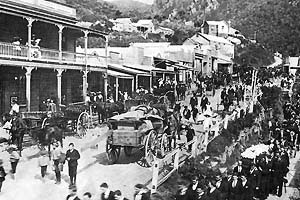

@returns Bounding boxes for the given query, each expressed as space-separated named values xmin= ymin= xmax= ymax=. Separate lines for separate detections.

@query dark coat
xmin=229 ymin=178 xmax=243 ymax=200
xmin=240 ymin=180 xmax=253 ymax=200
xmin=206 ymin=188 xmax=221 ymax=200
xmin=0 ymin=166 xmax=6 ymax=181
xmin=186 ymin=183 xmax=201 ymax=200
xmin=101 ymin=191 xmax=115 ymax=200
xmin=66 ymin=195 xmax=80 ymax=200
xmin=190 ymin=96 xmax=198 ymax=107
xmin=66 ymin=149 xmax=80 ymax=167
xmin=233 ymin=166 xmax=248 ymax=177
xmin=216 ymin=178 xmax=230 ymax=200
xmin=248 ymin=166 xmax=261 ymax=190
xmin=183 ymin=108 xmax=191 ymax=120
xmin=200 ymin=97 xmax=208 ymax=107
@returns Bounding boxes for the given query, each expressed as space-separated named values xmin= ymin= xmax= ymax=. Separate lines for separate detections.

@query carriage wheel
xmin=134 ymin=105 xmax=149 ymax=113
xmin=106 ymin=139 xmax=120 ymax=164
xmin=144 ymin=130 xmax=158 ymax=167
xmin=76 ymin=112 xmax=89 ymax=137
xmin=124 ymin=146 xmax=133 ymax=157
xmin=41 ymin=118 xmax=48 ymax=129
xmin=159 ymin=133 xmax=169 ymax=158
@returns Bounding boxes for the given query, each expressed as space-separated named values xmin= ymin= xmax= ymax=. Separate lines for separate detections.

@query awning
xmin=218 ymin=58 xmax=232 ymax=64
xmin=174 ymin=64 xmax=191 ymax=70
xmin=107 ymin=69 xmax=134 ymax=79
xmin=108 ymin=63 xmax=150 ymax=76
xmin=217 ymin=54 xmax=232 ymax=64
xmin=124 ymin=64 xmax=175 ymax=74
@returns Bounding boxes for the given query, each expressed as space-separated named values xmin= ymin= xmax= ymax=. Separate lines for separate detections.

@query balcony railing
xmin=0 ymin=42 xmax=106 ymax=67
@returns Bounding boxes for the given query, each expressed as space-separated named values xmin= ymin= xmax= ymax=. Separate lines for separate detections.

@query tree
xmin=221 ymin=0 xmax=300 ymax=57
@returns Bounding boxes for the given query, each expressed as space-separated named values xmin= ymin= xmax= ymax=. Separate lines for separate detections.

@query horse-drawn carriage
xmin=105 ymin=105 xmax=179 ymax=167
xmin=20 ymin=102 xmax=93 ymax=141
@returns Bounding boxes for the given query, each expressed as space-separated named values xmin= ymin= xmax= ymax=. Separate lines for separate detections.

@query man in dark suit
xmin=258 ymin=156 xmax=271 ymax=199
xmin=240 ymin=175 xmax=253 ymax=200
xmin=207 ymin=179 xmax=222 ymax=200
xmin=248 ymin=163 xmax=261 ymax=199
xmin=233 ymin=160 xmax=247 ymax=177
xmin=229 ymin=173 xmax=242 ymax=200
xmin=100 ymin=183 xmax=115 ymax=200
xmin=185 ymin=176 xmax=202 ymax=200
xmin=190 ymin=93 xmax=198 ymax=109
xmin=183 ymin=106 xmax=191 ymax=120
xmin=215 ymin=174 xmax=230 ymax=200
xmin=65 ymin=143 xmax=80 ymax=187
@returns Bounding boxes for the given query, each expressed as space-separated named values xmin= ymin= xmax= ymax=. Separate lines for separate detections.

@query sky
xmin=104 ymin=0 xmax=154 ymax=5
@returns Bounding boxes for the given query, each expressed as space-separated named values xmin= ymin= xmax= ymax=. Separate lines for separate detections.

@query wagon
xmin=105 ymin=105 xmax=174 ymax=167
xmin=60 ymin=102 xmax=92 ymax=136
xmin=26 ymin=102 xmax=95 ymax=137
xmin=20 ymin=111 xmax=48 ymax=129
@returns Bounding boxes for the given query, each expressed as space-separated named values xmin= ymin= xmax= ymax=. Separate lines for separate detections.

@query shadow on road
xmin=289 ymin=155 xmax=300 ymax=189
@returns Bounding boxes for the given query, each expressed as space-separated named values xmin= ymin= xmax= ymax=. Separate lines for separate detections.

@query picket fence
xmin=149 ymin=102 xmax=253 ymax=194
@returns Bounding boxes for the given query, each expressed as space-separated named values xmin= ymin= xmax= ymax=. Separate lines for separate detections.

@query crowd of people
xmin=220 ymin=85 xmax=244 ymax=112
xmin=175 ymin=135 xmax=291 ymax=200
xmin=173 ymin=76 xmax=298 ymax=200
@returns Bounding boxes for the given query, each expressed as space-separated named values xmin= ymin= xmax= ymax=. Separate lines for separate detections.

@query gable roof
xmin=110 ymin=18 xmax=132 ymax=23
xmin=194 ymin=33 xmax=233 ymax=45
xmin=134 ymin=19 xmax=153 ymax=26
xmin=206 ymin=20 xmax=228 ymax=26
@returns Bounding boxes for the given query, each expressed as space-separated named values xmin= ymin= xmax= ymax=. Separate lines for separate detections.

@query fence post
xmin=224 ymin=115 xmax=228 ymax=129
xmin=249 ymin=101 xmax=254 ymax=113
xmin=191 ymin=137 xmax=198 ymax=157
xmin=174 ymin=149 xmax=180 ymax=170
xmin=236 ymin=108 xmax=240 ymax=119
xmin=151 ymin=158 xmax=159 ymax=194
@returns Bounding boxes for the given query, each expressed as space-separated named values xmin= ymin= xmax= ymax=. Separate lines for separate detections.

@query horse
xmin=30 ymin=124 xmax=64 ymax=155
xmin=1 ymin=113 xmax=27 ymax=155
xmin=95 ymin=101 xmax=125 ymax=123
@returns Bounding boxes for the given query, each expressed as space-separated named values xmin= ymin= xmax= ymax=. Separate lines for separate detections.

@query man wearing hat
xmin=185 ymin=175 xmax=202 ymax=200
xmin=66 ymin=186 xmax=80 ymax=200
xmin=215 ymin=173 xmax=230 ymax=200
xmin=65 ymin=143 xmax=80 ymax=187
xmin=229 ymin=172 xmax=242 ymax=200
xmin=100 ymin=182 xmax=115 ymax=200
xmin=11 ymin=111 xmax=27 ymax=152
xmin=183 ymin=106 xmax=191 ymax=120
xmin=9 ymin=100 xmax=19 ymax=116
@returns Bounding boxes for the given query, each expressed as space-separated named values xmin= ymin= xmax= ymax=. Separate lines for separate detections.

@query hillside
xmin=108 ymin=0 xmax=151 ymax=12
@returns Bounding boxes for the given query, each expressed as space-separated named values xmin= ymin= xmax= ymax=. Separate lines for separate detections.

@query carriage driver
xmin=9 ymin=100 xmax=19 ymax=116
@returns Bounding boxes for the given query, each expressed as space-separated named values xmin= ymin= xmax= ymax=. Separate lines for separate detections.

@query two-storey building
xmin=184 ymin=33 xmax=234 ymax=76
xmin=0 ymin=0 xmax=108 ymax=113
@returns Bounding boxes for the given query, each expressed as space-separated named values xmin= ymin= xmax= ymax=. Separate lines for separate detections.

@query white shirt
xmin=192 ymin=182 xmax=198 ymax=190
xmin=104 ymin=190 xmax=110 ymax=198
xmin=238 ymin=166 xmax=242 ymax=173
xmin=203 ymin=117 xmax=212 ymax=131
xmin=10 ymin=104 xmax=19 ymax=115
